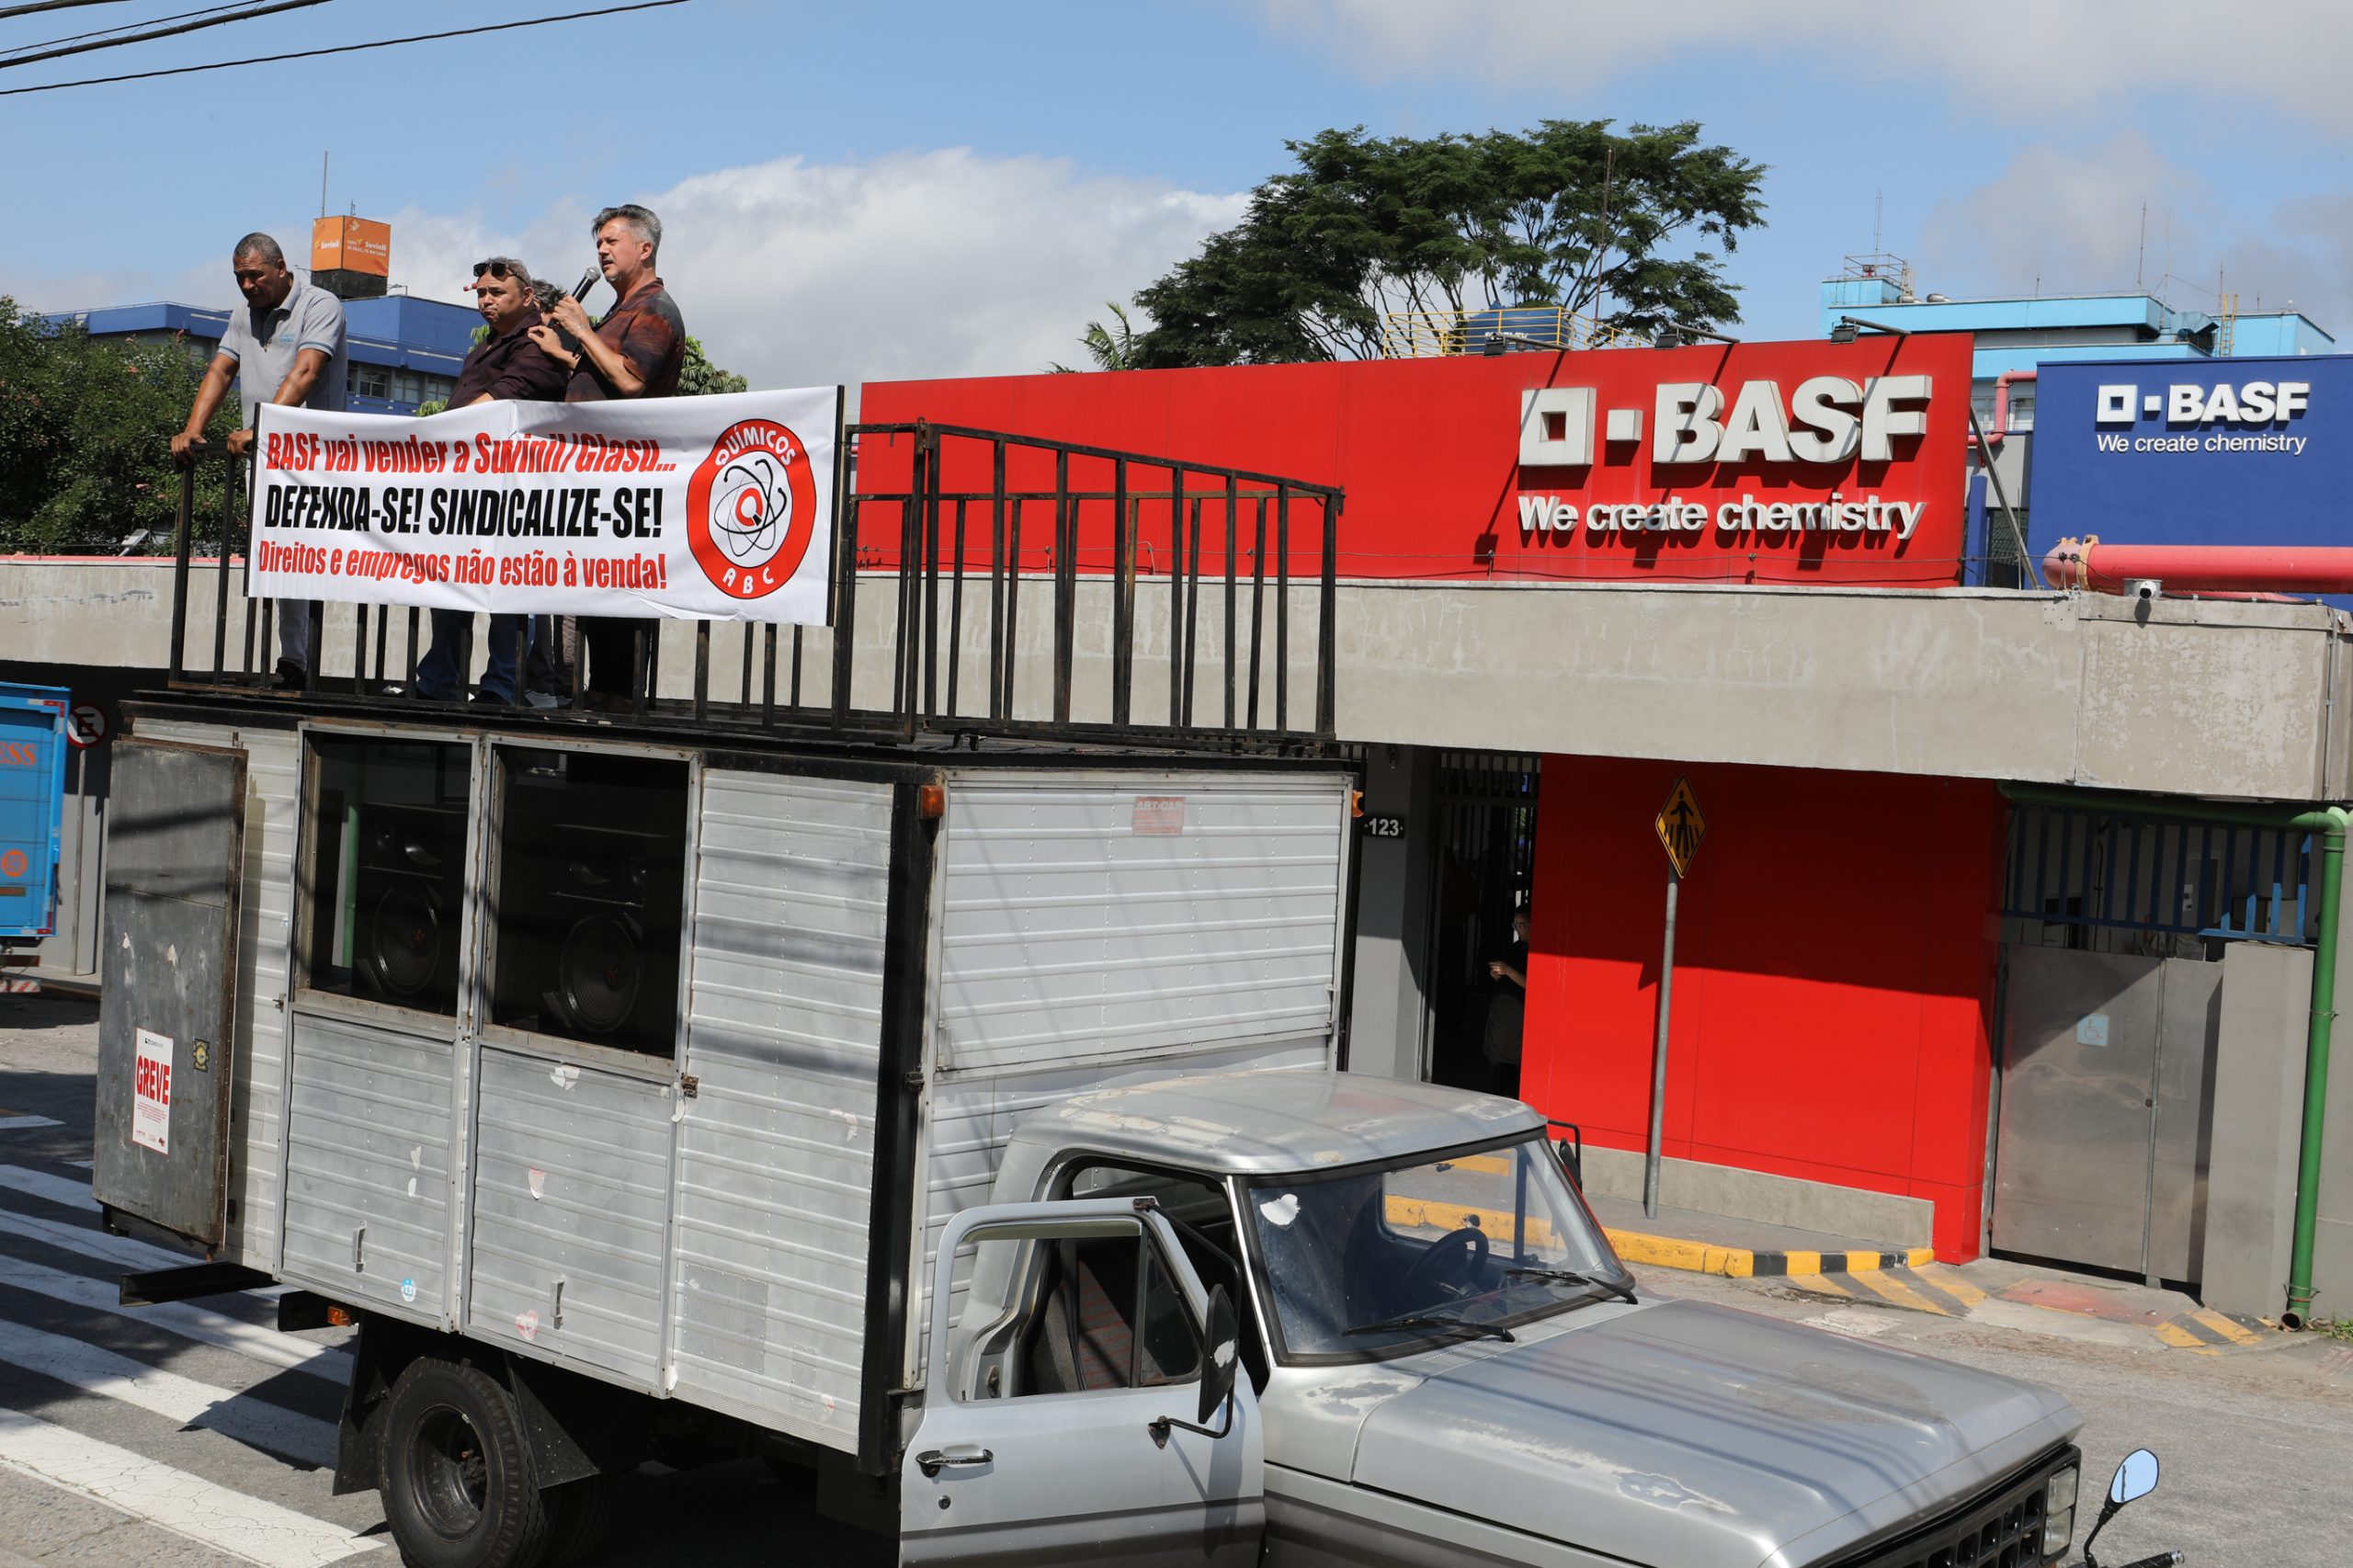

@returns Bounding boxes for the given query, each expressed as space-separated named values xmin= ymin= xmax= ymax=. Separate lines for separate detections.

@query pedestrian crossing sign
xmin=1654 ymin=776 xmax=1706 ymax=879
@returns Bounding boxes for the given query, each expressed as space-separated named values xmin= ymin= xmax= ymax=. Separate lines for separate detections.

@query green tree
xmin=1050 ymin=301 xmax=1142 ymax=373
xmin=0 ymin=299 xmax=237 ymax=552
xmin=678 ymin=336 xmax=747 ymax=396
xmin=1128 ymin=120 xmax=1768 ymax=367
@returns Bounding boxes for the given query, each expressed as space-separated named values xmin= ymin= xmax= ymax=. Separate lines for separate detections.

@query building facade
xmin=51 ymin=293 xmax=478 ymax=415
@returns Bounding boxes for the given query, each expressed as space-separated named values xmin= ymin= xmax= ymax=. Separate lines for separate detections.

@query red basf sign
xmin=860 ymin=334 xmax=1973 ymax=587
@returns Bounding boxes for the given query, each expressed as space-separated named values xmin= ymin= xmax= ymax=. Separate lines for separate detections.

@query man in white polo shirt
xmin=172 ymin=232 xmax=349 ymax=688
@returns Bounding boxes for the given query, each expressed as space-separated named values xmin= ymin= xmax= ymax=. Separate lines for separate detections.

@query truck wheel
xmin=379 ymin=1358 xmax=551 ymax=1568
xmin=540 ymin=1474 xmax=620 ymax=1566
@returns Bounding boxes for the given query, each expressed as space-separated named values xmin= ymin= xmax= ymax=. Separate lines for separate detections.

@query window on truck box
xmin=485 ymin=748 xmax=688 ymax=1058
xmin=301 ymin=737 xmax=472 ymax=1017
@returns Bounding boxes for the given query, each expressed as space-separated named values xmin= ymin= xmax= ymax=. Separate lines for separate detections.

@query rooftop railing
xmin=165 ymin=421 xmax=1343 ymax=751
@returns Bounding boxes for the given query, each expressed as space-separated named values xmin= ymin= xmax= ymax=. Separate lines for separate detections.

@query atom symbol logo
xmin=687 ymin=420 xmax=820 ymax=600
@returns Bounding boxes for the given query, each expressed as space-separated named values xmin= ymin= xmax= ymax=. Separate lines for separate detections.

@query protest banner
xmin=246 ymin=387 xmax=842 ymax=624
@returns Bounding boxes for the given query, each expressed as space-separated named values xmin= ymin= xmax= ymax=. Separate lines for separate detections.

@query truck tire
xmin=540 ymin=1474 xmax=621 ymax=1566
xmin=379 ymin=1357 xmax=551 ymax=1568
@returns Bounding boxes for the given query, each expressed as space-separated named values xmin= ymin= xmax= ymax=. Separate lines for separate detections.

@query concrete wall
xmin=1346 ymin=745 xmax=1434 ymax=1081
xmin=9 ymin=559 xmax=2350 ymax=804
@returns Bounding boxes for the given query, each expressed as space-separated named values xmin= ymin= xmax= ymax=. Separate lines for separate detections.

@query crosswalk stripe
xmin=0 ymin=1116 xmax=63 ymax=1131
xmin=0 ymin=1199 xmax=196 ymax=1272
xmin=0 ymin=1407 xmax=377 ymax=1568
xmin=0 ymin=1163 xmax=105 ymax=1211
xmin=0 ymin=1254 xmax=348 ymax=1383
xmin=0 ymin=1316 xmax=336 ymax=1467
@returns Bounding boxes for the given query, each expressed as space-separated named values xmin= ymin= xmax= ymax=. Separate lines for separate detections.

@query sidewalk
xmin=1592 ymin=1191 xmax=2281 ymax=1356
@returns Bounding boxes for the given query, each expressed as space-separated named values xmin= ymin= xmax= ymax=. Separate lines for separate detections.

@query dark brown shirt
xmin=565 ymin=276 xmax=685 ymax=402
xmin=449 ymin=312 xmax=569 ymax=406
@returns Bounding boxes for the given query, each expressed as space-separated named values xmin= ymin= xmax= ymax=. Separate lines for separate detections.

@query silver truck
xmin=92 ymin=422 xmax=2108 ymax=1568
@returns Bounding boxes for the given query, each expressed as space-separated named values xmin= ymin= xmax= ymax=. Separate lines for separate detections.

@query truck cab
xmin=907 ymin=1070 xmax=2086 ymax=1568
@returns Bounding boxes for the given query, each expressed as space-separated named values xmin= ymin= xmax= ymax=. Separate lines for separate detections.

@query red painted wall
xmin=858 ymin=335 xmax=1973 ymax=587
xmin=1521 ymin=756 xmax=2006 ymax=1261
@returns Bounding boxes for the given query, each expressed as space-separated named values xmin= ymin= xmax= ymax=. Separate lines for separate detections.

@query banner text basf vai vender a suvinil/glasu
xmin=245 ymin=388 xmax=843 ymax=624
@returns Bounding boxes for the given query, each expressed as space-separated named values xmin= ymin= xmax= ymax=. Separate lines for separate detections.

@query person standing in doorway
xmin=170 ymin=233 xmax=349 ymax=689
xmin=531 ymin=203 xmax=685 ymax=712
xmin=1484 ymin=903 xmax=1531 ymax=1098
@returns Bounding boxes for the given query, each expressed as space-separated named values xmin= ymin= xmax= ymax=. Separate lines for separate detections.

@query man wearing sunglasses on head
xmin=414 ymin=256 xmax=570 ymax=706
xmin=171 ymin=232 xmax=348 ymax=690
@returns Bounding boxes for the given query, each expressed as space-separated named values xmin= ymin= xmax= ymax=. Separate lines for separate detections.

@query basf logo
xmin=2032 ymin=356 xmax=2352 ymax=549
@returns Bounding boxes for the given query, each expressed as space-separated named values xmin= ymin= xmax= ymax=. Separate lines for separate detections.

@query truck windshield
xmin=1245 ymin=1137 xmax=1629 ymax=1361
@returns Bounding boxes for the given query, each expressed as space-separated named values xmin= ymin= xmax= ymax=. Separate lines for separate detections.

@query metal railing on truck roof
xmin=163 ymin=420 xmax=1343 ymax=750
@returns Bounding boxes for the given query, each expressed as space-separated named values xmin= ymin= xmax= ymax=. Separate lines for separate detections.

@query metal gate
xmin=1991 ymin=803 xmax=2314 ymax=1281
xmin=92 ymin=738 xmax=248 ymax=1253
xmin=1422 ymin=751 xmax=1539 ymax=1087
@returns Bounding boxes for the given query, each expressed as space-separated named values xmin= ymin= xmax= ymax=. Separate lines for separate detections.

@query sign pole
xmin=1644 ymin=868 xmax=1678 ymax=1220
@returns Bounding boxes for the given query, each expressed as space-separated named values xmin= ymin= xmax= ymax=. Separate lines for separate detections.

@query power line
xmin=0 ymin=0 xmax=688 ymax=94
xmin=1 ymin=3 xmax=264 ymax=61
xmin=0 ymin=0 xmax=330 ymax=71
xmin=0 ymin=1 xmax=129 ymax=21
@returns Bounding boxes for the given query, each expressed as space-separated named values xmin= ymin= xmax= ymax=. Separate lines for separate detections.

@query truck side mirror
xmin=1197 ymin=1284 xmax=1239 ymax=1427
xmin=1151 ymin=1283 xmax=1240 ymax=1449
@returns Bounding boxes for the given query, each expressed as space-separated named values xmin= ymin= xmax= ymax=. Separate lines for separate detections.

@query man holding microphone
xmin=530 ymin=203 xmax=686 ymax=712
xmin=415 ymin=256 xmax=568 ymax=705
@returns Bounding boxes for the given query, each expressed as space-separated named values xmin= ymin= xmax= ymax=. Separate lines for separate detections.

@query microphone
xmin=552 ymin=267 xmax=601 ymax=354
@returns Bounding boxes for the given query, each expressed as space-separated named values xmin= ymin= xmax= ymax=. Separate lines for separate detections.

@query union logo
xmin=685 ymin=419 xmax=820 ymax=600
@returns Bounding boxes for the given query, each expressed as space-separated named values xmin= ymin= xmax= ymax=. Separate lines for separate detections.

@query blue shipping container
xmin=0 ymin=683 xmax=70 ymax=946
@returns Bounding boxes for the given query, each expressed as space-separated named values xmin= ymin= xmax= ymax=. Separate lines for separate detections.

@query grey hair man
xmin=533 ymin=203 xmax=688 ymax=710
xmin=173 ymin=232 xmax=350 ymax=688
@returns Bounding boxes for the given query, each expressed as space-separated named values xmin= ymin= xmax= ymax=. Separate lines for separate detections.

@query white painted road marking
xmin=0 ymin=1317 xmax=335 ymax=1467
xmin=0 ymin=1408 xmax=377 ymax=1568
xmin=0 ymin=1162 xmax=105 ymax=1211
xmin=0 ymin=1199 xmax=196 ymax=1272
xmin=0 ymin=1116 xmax=63 ymax=1131
xmin=0 ymin=1252 xmax=348 ymax=1382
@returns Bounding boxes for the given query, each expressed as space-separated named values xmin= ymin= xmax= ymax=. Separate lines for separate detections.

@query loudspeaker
xmin=353 ymin=803 xmax=465 ymax=1011
xmin=533 ymin=824 xmax=677 ymax=1047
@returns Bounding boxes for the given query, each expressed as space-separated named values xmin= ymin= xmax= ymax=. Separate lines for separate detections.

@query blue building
xmin=49 ymin=292 xmax=482 ymax=415
xmin=1818 ymin=259 xmax=2335 ymax=435
xmin=1817 ymin=256 xmax=2337 ymax=582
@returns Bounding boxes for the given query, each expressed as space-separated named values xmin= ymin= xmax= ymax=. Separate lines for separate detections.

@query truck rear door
xmin=901 ymin=1199 xmax=1264 ymax=1566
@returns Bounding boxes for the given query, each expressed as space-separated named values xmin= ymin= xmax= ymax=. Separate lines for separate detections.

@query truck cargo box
xmin=0 ymin=682 xmax=69 ymax=948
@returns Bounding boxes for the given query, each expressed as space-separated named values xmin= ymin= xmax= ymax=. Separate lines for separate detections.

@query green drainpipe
xmin=1999 ymin=783 xmax=2347 ymax=1326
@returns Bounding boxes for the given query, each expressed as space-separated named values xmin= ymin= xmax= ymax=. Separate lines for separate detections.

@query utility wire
xmin=0 ymin=1 xmax=127 ymax=21
xmin=0 ymin=0 xmax=688 ymax=93
xmin=0 ymin=0 xmax=329 ymax=70
xmin=1 ymin=2 xmax=260 ymax=60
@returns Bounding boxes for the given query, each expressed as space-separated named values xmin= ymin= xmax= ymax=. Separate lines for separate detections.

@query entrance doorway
xmin=1990 ymin=803 xmax=2317 ymax=1285
xmin=1422 ymin=751 xmax=1540 ymax=1096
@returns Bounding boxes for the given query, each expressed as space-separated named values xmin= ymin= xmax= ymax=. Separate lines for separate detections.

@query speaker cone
xmin=552 ymin=914 xmax=641 ymax=1035
xmin=364 ymin=882 xmax=443 ymax=997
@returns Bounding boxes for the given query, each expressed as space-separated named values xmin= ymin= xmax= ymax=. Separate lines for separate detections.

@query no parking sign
xmin=67 ymin=704 xmax=108 ymax=750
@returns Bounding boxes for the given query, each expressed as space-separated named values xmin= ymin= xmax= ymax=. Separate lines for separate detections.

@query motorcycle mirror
xmin=2109 ymin=1449 xmax=2159 ymax=1506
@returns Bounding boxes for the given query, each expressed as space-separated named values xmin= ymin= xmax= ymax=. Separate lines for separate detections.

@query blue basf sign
xmin=2029 ymin=355 xmax=2353 ymax=546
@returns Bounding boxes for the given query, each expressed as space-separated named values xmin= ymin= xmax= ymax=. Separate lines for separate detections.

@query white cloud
xmin=1913 ymin=136 xmax=2353 ymax=334
xmin=385 ymin=149 xmax=1245 ymax=394
xmin=5 ymin=150 xmax=1241 ymax=397
xmin=1259 ymin=0 xmax=2353 ymax=130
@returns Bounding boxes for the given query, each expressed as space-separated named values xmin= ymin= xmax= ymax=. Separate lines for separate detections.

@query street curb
xmin=1606 ymin=1227 xmax=1935 ymax=1278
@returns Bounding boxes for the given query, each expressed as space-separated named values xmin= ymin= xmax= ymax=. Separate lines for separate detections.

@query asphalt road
xmin=3 ymin=991 xmax=2349 ymax=1567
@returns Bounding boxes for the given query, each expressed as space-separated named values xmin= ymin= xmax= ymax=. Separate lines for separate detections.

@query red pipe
xmin=2044 ymin=536 xmax=2353 ymax=596
xmin=1984 ymin=369 xmax=2035 ymax=448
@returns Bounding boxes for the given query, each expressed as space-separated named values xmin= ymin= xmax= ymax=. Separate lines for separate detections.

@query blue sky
xmin=7 ymin=0 xmax=2347 ymax=391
